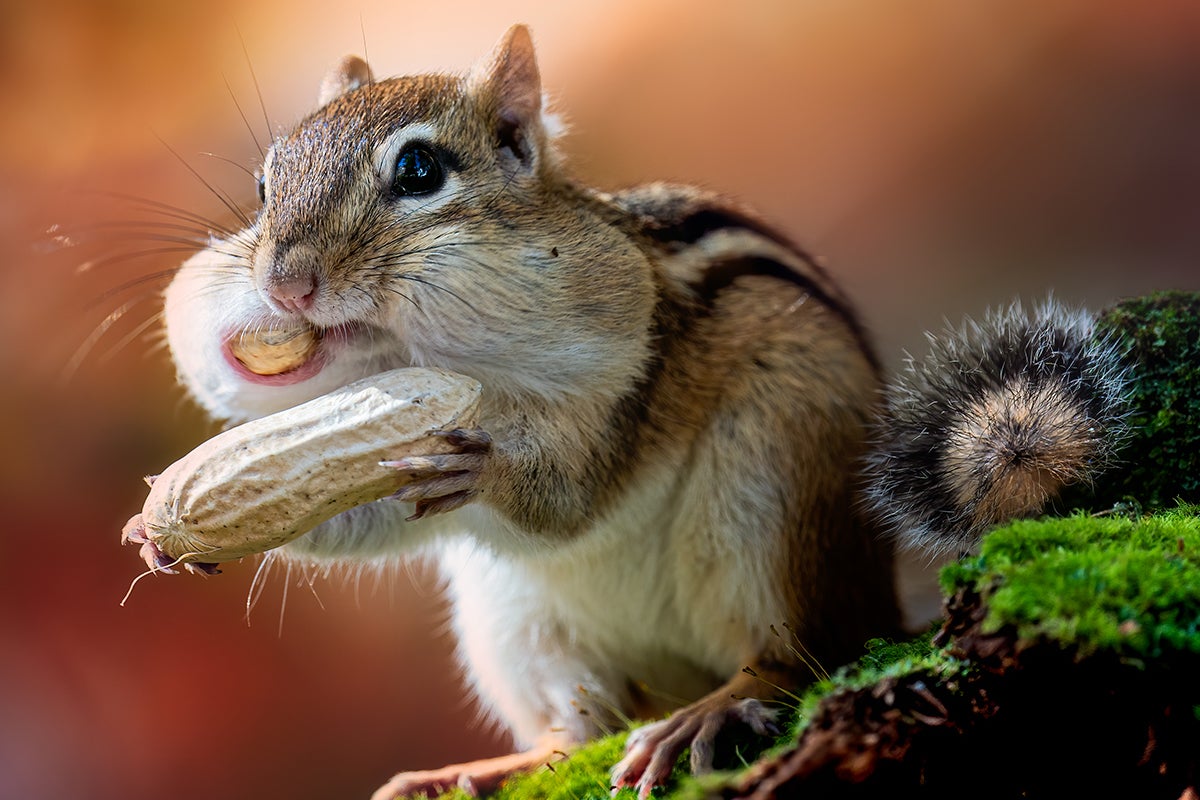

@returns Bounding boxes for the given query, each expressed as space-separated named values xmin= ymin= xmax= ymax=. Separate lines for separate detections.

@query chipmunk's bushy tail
xmin=865 ymin=300 xmax=1133 ymax=556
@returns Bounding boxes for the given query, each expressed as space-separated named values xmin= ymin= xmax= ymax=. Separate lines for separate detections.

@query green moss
xmin=485 ymin=734 xmax=634 ymax=800
xmin=940 ymin=506 xmax=1200 ymax=658
xmin=435 ymin=633 xmax=953 ymax=800
xmin=433 ymin=509 xmax=1200 ymax=799
xmin=1088 ymin=291 xmax=1200 ymax=510
xmin=792 ymin=630 xmax=945 ymax=714
xmin=420 ymin=634 xmax=941 ymax=800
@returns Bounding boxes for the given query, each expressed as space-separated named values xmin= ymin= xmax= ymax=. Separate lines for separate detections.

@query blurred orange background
xmin=2 ymin=1 xmax=1199 ymax=798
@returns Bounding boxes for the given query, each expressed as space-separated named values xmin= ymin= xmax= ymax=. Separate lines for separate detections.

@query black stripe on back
xmin=615 ymin=189 xmax=880 ymax=373
xmin=693 ymin=254 xmax=880 ymax=374
xmin=643 ymin=207 xmax=783 ymax=248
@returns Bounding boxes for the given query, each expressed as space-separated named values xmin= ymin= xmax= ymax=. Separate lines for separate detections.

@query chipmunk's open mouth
xmin=221 ymin=322 xmax=364 ymax=386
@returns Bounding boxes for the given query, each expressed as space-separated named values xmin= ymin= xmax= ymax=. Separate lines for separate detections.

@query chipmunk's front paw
xmin=611 ymin=696 xmax=779 ymax=799
xmin=382 ymin=428 xmax=493 ymax=519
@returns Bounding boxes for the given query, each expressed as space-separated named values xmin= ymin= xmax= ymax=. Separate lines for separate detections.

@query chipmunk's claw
xmin=611 ymin=697 xmax=778 ymax=798
xmin=120 ymin=514 xmax=148 ymax=546
xmin=382 ymin=427 xmax=493 ymax=520
xmin=121 ymin=514 xmax=178 ymax=574
xmin=431 ymin=427 xmax=492 ymax=452
xmin=139 ymin=540 xmax=179 ymax=574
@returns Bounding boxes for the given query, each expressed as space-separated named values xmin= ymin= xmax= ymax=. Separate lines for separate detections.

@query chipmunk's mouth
xmin=221 ymin=322 xmax=363 ymax=386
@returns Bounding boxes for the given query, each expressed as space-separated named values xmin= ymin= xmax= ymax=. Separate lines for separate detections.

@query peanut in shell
xmin=121 ymin=367 xmax=481 ymax=574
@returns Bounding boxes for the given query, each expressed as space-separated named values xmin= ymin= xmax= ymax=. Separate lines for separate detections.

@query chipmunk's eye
xmin=393 ymin=145 xmax=444 ymax=196
xmin=256 ymin=173 xmax=266 ymax=205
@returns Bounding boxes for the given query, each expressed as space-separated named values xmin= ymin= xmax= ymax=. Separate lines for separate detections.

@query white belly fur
xmin=437 ymin=461 xmax=787 ymax=745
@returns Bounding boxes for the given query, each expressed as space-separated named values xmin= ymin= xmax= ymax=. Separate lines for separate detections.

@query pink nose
xmin=266 ymin=273 xmax=317 ymax=313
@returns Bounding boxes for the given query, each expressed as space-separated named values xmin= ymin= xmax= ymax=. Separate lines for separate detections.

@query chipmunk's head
xmin=164 ymin=25 xmax=653 ymax=421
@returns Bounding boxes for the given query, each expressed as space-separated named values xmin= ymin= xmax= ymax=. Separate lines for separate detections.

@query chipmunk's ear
xmin=318 ymin=55 xmax=374 ymax=106
xmin=470 ymin=25 xmax=547 ymax=165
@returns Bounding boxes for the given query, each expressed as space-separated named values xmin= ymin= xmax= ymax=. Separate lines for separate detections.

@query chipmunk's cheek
xmin=163 ymin=248 xmax=376 ymax=422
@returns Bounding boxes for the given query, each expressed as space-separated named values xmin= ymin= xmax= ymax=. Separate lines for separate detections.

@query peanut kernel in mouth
xmin=229 ymin=326 xmax=319 ymax=375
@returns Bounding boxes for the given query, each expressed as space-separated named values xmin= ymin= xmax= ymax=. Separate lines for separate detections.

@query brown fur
xmin=947 ymin=378 xmax=1100 ymax=531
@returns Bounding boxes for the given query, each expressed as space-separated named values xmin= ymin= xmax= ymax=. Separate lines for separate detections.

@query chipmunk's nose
xmin=266 ymin=272 xmax=318 ymax=313
xmin=258 ymin=244 xmax=320 ymax=314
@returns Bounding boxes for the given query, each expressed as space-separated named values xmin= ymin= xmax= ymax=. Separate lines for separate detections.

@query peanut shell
xmin=121 ymin=367 xmax=481 ymax=571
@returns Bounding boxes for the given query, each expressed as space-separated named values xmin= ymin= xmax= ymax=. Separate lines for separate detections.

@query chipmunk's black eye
xmin=256 ymin=173 xmax=266 ymax=204
xmin=393 ymin=145 xmax=444 ymax=196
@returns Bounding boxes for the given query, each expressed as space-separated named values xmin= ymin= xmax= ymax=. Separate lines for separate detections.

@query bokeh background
xmin=2 ymin=1 xmax=1198 ymax=798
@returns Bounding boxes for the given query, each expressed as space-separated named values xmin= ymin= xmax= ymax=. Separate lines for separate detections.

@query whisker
xmin=96 ymin=307 xmax=166 ymax=367
xmin=304 ymin=568 xmax=327 ymax=611
xmin=88 ymin=249 xmax=248 ymax=311
xmin=199 ymin=150 xmax=259 ymax=180
xmin=186 ymin=282 xmax=257 ymax=306
xmin=278 ymin=558 xmax=292 ymax=638
xmin=235 ymin=25 xmax=274 ymax=146
xmin=83 ymin=232 xmax=214 ymax=250
xmin=61 ymin=296 xmax=150 ymax=384
xmin=394 ymin=274 xmax=476 ymax=312
xmin=222 ymin=73 xmax=265 ymax=161
xmin=155 ymin=133 xmax=253 ymax=228
xmin=143 ymin=331 xmax=172 ymax=359
xmin=359 ymin=15 xmax=372 ymax=85
xmin=246 ymin=553 xmax=276 ymax=624
xmin=88 ymin=268 xmax=180 ymax=308
xmin=86 ymin=191 xmax=238 ymax=238
xmin=70 ymin=218 xmax=217 ymax=236
xmin=78 ymin=245 xmax=212 ymax=273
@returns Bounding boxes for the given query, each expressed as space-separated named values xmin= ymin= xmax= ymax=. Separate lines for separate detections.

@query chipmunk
xmin=158 ymin=23 xmax=1129 ymax=799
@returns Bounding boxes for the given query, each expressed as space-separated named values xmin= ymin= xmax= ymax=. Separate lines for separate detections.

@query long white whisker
xmin=96 ymin=309 xmax=165 ymax=367
xmin=246 ymin=553 xmax=276 ymax=625
xmin=61 ymin=298 xmax=146 ymax=385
